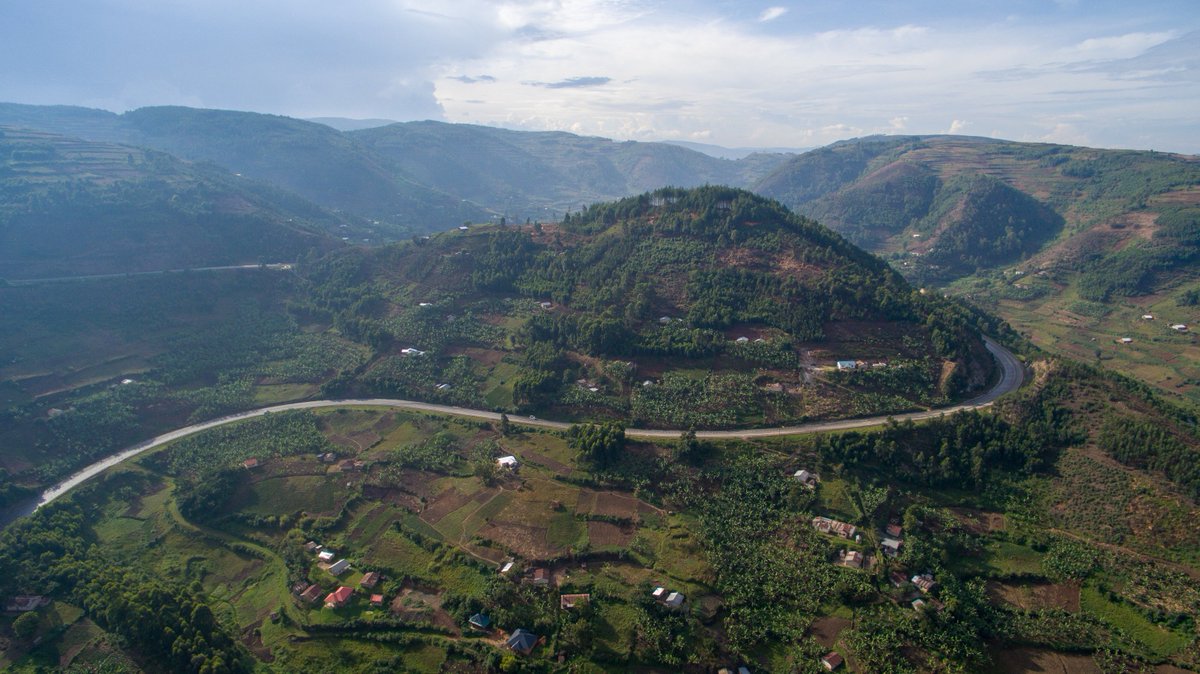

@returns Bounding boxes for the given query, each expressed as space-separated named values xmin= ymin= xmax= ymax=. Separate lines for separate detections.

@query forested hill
xmin=0 ymin=126 xmax=344 ymax=279
xmin=299 ymin=186 xmax=1000 ymax=426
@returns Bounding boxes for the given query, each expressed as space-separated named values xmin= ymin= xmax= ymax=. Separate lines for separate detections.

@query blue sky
xmin=2 ymin=1 xmax=1198 ymax=152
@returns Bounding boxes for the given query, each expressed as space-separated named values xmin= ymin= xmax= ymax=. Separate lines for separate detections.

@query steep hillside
xmin=0 ymin=127 xmax=344 ymax=278
xmin=299 ymin=186 xmax=998 ymax=427
xmin=350 ymin=121 xmax=791 ymax=222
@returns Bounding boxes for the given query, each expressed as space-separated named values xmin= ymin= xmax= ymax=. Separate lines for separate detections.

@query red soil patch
xmin=522 ymin=449 xmax=572 ymax=476
xmin=422 ymin=488 xmax=474 ymax=522
xmin=478 ymin=521 xmax=554 ymax=559
xmin=987 ymin=646 xmax=1099 ymax=674
xmin=361 ymin=485 xmax=422 ymax=512
xmin=949 ymin=507 xmax=1007 ymax=534
xmin=576 ymin=490 xmax=655 ymax=520
xmin=444 ymin=346 xmax=507 ymax=367
xmin=587 ymin=521 xmax=634 ymax=548
xmin=808 ymin=616 xmax=851 ymax=649
xmin=391 ymin=587 xmax=460 ymax=635
xmin=987 ymin=581 xmax=1081 ymax=612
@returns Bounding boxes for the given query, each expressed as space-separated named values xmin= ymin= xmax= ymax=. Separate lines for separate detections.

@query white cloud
xmin=948 ymin=119 xmax=969 ymax=134
xmin=759 ymin=7 xmax=788 ymax=23
xmin=1061 ymin=31 xmax=1176 ymax=62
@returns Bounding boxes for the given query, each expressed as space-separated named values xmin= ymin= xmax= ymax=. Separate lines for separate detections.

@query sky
xmin=2 ymin=0 xmax=1198 ymax=153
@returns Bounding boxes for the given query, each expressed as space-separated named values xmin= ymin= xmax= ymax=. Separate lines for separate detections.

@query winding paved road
xmin=12 ymin=337 xmax=1023 ymax=522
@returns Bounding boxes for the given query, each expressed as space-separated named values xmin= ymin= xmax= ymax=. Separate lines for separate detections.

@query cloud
xmin=525 ymin=76 xmax=612 ymax=89
xmin=759 ymin=7 xmax=788 ymax=23
xmin=448 ymin=75 xmax=497 ymax=84
xmin=948 ymin=120 xmax=969 ymax=134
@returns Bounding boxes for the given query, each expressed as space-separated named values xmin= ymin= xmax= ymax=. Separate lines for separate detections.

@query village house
xmin=885 ymin=523 xmax=903 ymax=538
xmin=506 ymin=628 xmax=539 ymax=656
xmin=370 ymin=594 xmax=384 ymax=607
xmin=328 ymin=559 xmax=351 ymax=576
xmin=836 ymin=360 xmax=857 ymax=371
xmin=360 ymin=571 xmax=381 ymax=589
xmin=651 ymin=586 xmax=666 ymax=600
xmin=821 ymin=651 xmax=844 ymax=670
xmin=841 ymin=550 xmax=864 ymax=569
xmin=793 ymin=469 xmax=819 ymax=488
xmin=911 ymin=573 xmax=938 ymax=593
xmin=318 ymin=549 xmax=335 ymax=562
xmin=530 ymin=568 xmax=550 ymax=586
xmin=304 ymin=541 xmax=321 ymax=553
xmin=812 ymin=516 xmax=857 ymax=539
xmin=500 ymin=561 xmax=515 ymax=574
xmin=664 ymin=591 xmax=686 ymax=609
xmin=560 ymin=593 xmax=590 ymax=609
xmin=324 ymin=586 xmax=353 ymax=609
xmin=242 ymin=457 xmax=259 ymax=469
xmin=497 ymin=455 xmax=519 ymax=470
xmin=881 ymin=538 xmax=903 ymax=557
xmin=400 ymin=347 xmax=425 ymax=356
xmin=889 ymin=571 xmax=909 ymax=588
xmin=318 ymin=451 xmax=337 ymax=463
xmin=1172 ymin=323 xmax=1188 ymax=332
xmin=4 ymin=596 xmax=50 ymax=612
xmin=912 ymin=597 xmax=945 ymax=612
xmin=299 ymin=585 xmax=323 ymax=604
xmin=469 ymin=613 xmax=491 ymax=630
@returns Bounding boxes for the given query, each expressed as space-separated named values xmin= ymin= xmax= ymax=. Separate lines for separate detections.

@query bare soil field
xmin=587 ymin=521 xmax=633 ymax=548
xmin=808 ymin=616 xmax=851 ymax=649
xmin=950 ymin=507 xmax=1007 ymax=534
xmin=477 ymin=521 xmax=555 ymax=559
xmin=422 ymin=488 xmax=476 ymax=522
xmin=987 ymin=646 xmax=1099 ymax=674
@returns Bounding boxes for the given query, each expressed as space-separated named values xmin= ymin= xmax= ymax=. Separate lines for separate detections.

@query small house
xmin=812 ymin=516 xmax=856 ymax=539
xmin=842 ymin=550 xmax=864 ymax=569
xmin=318 ymin=550 xmax=335 ymax=562
xmin=881 ymin=538 xmax=903 ymax=556
xmin=500 ymin=561 xmax=515 ymax=574
xmin=539 ymin=301 xmax=553 ymax=309
xmin=889 ymin=571 xmax=908 ymax=588
xmin=436 ymin=383 xmax=451 ymax=390
xmin=338 ymin=459 xmax=357 ymax=472
xmin=659 ymin=316 xmax=672 ymax=324
xmin=664 ymin=591 xmax=685 ymax=609
xmin=418 ymin=302 xmax=432 ymax=307
xmin=370 ymin=594 xmax=384 ymax=607
xmin=319 ymin=452 xmax=337 ymax=463
xmin=497 ymin=455 xmax=519 ymax=470
xmin=304 ymin=541 xmax=321 ymax=553
xmin=735 ymin=336 xmax=749 ymax=343
xmin=560 ymin=593 xmax=590 ymax=609
xmin=401 ymin=347 xmax=426 ymax=356
xmin=459 ymin=225 xmax=470 ymax=231
xmin=506 ymin=628 xmax=539 ymax=656
xmin=651 ymin=586 xmax=666 ymax=599
xmin=469 ymin=613 xmax=491 ymax=630
xmin=360 ymin=571 xmax=381 ymax=589
xmin=1120 ymin=337 xmax=1133 ymax=344
xmin=328 ymin=559 xmax=351 ymax=576
xmin=1142 ymin=314 xmax=1154 ymax=320
xmin=242 ymin=458 xmax=259 ymax=469
xmin=738 ymin=668 xmax=751 ymax=674
xmin=299 ymin=585 xmax=323 ymax=604
xmin=836 ymin=360 xmax=857 ymax=371
xmin=885 ymin=523 xmax=903 ymax=538
xmin=821 ymin=651 xmax=844 ymax=671
xmin=1172 ymin=324 xmax=1188 ymax=332
xmin=793 ymin=469 xmax=818 ymax=487
xmin=531 ymin=568 xmax=550 ymax=586
xmin=324 ymin=586 xmax=353 ymax=609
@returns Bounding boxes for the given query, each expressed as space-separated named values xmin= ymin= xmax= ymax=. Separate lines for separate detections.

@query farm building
xmin=506 ymin=628 xmax=539 ymax=655
xmin=812 ymin=516 xmax=856 ymax=539
xmin=360 ymin=571 xmax=381 ymax=589
xmin=318 ymin=550 xmax=335 ymax=562
xmin=560 ymin=593 xmax=590 ymax=609
xmin=324 ymin=586 xmax=353 ymax=609
xmin=328 ymin=559 xmax=351 ymax=576
xmin=1172 ymin=324 xmax=1188 ymax=332
xmin=298 ymin=585 xmax=323 ymax=604
xmin=821 ymin=651 xmax=844 ymax=670
xmin=793 ymin=469 xmax=818 ymax=487
xmin=836 ymin=360 xmax=857 ymax=370
xmin=651 ymin=586 xmax=666 ymax=599
xmin=500 ymin=561 xmax=515 ymax=574
xmin=468 ymin=613 xmax=491 ymax=630
xmin=497 ymin=455 xmax=519 ymax=469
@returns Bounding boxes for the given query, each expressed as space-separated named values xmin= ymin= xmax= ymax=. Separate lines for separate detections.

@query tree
xmin=567 ymin=423 xmax=626 ymax=469
xmin=12 ymin=611 xmax=38 ymax=640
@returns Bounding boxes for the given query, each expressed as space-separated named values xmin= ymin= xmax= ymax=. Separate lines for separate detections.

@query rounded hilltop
xmin=300 ymin=186 xmax=1000 ymax=428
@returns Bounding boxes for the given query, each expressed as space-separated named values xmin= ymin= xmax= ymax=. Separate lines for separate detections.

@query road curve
xmin=15 ymin=337 xmax=1023 ymax=520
